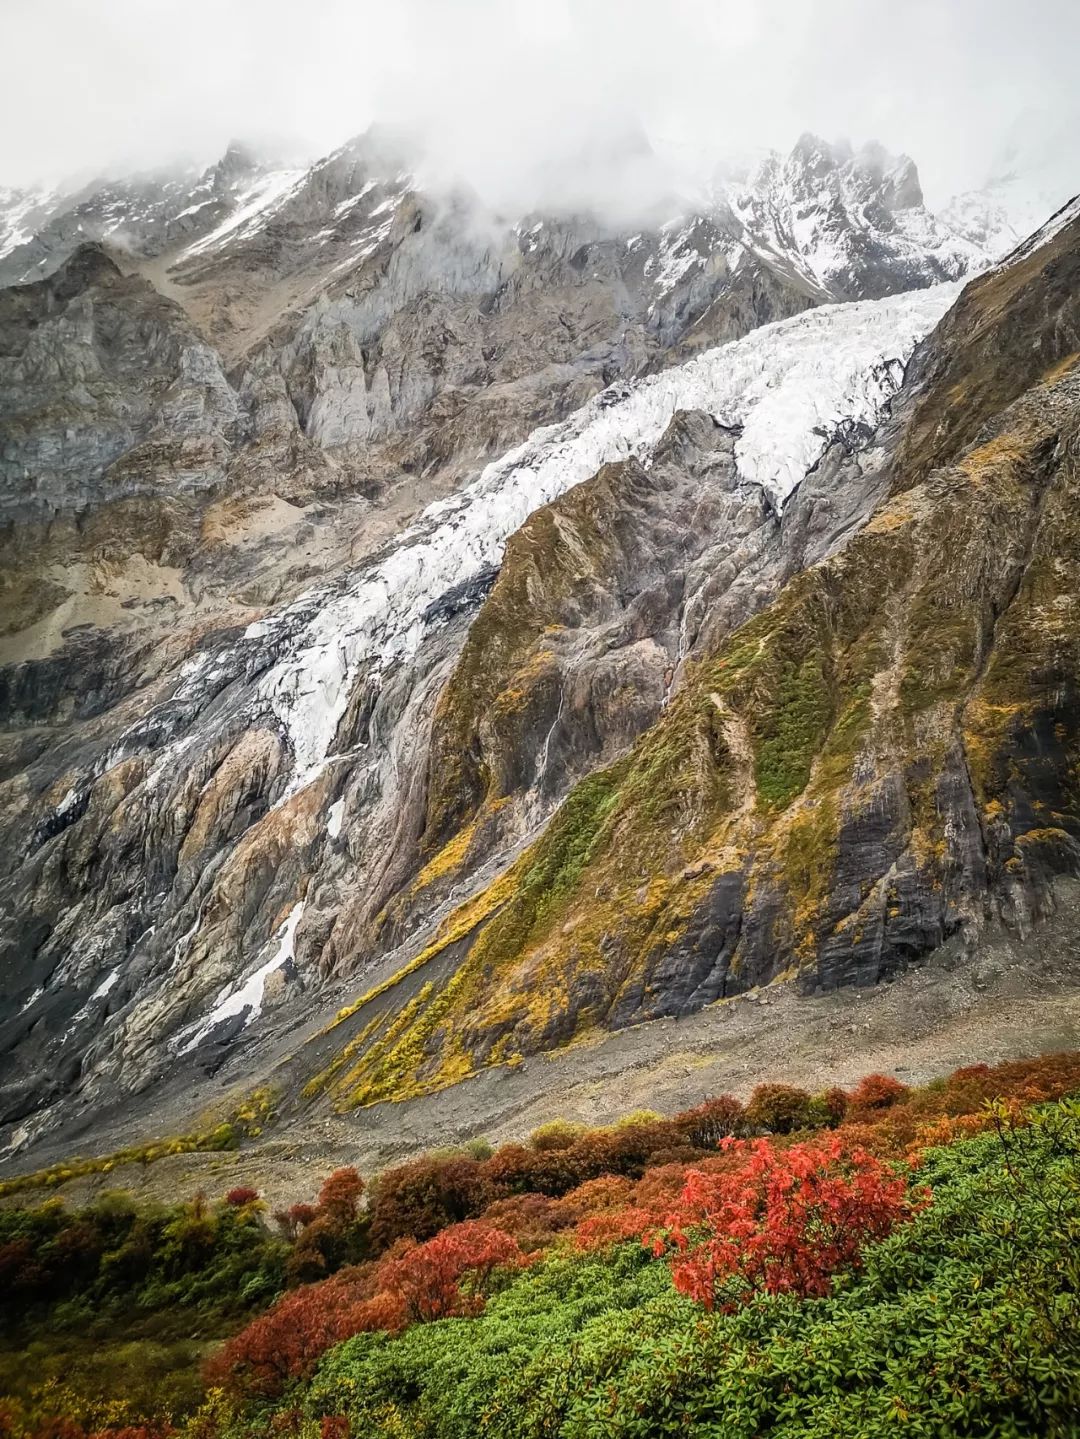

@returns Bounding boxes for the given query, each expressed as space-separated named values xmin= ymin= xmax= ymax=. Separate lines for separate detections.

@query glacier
xmin=254 ymin=281 xmax=962 ymax=788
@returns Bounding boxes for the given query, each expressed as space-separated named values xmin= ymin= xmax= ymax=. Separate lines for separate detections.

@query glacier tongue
xmin=256 ymin=282 xmax=962 ymax=788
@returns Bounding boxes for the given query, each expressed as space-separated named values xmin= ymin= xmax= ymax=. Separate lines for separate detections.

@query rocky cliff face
xmin=0 ymin=129 xmax=1075 ymax=1164
xmin=284 ymin=207 xmax=1080 ymax=1117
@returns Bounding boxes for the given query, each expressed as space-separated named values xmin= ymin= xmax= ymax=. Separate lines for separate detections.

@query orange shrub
xmin=848 ymin=1073 xmax=909 ymax=1114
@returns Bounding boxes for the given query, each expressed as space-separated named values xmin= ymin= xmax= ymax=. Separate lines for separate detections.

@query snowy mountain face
xmin=0 ymin=131 xmax=1015 ymax=536
xmin=0 ymin=143 xmax=302 ymax=287
xmin=0 ymin=130 xmax=1077 ymax=1166
xmin=723 ymin=135 xmax=986 ymax=300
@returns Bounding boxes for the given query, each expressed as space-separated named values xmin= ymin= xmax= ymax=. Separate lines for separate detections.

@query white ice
xmin=253 ymin=282 xmax=960 ymax=788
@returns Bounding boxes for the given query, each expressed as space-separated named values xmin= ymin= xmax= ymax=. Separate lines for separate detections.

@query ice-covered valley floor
xmin=251 ymin=281 xmax=961 ymax=785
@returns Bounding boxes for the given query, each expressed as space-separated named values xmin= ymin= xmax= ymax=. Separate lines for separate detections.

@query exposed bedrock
xmin=305 ymin=205 xmax=1080 ymax=1109
xmin=0 ymin=132 xmax=1074 ymax=1159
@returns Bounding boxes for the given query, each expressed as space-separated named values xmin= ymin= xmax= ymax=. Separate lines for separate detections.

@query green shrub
xmin=288 ymin=1101 xmax=1080 ymax=1439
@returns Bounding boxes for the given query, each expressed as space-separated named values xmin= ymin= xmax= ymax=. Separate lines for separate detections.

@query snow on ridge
xmin=0 ymin=186 xmax=58 ymax=262
xmin=996 ymin=194 xmax=1080 ymax=270
xmin=253 ymin=282 xmax=960 ymax=787
xmin=180 ymin=168 xmax=307 ymax=259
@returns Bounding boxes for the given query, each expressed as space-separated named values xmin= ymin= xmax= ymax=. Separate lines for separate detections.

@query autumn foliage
xmin=224 ymin=1188 xmax=260 ymax=1209
xmin=651 ymin=1135 xmax=920 ymax=1306
xmin=375 ymin=1221 xmax=523 ymax=1322
xmin=7 ymin=1050 xmax=1080 ymax=1434
xmin=210 ymin=1221 xmax=525 ymax=1393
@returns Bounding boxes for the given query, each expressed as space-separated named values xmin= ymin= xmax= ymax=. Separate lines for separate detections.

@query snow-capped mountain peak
xmin=726 ymin=133 xmax=984 ymax=301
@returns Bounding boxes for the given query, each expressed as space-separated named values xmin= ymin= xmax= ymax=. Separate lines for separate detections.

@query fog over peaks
xmin=2 ymin=0 xmax=1077 ymax=214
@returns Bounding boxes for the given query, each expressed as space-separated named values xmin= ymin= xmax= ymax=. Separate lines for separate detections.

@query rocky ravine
xmin=0 ymin=129 xmax=1076 ymax=1169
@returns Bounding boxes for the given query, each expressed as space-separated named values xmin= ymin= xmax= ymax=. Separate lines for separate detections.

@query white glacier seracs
xmin=254 ymin=281 xmax=961 ymax=790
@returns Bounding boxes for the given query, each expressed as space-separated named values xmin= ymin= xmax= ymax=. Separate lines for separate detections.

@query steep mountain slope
xmin=724 ymin=135 xmax=982 ymax=300
xmin=304 ymin=201 xmax=1080 ymax=1111
xmin=0 ymin=143 xmax=303 ymax=290
xmin=0 ymin=131 xmax=1075 ymax=1165
xmin=0 ymin=279 xmax=956 ymax=1144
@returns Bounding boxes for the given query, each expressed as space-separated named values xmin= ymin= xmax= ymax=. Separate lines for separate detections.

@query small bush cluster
xmin=0 ymin=1190 xmax=285 ymax=1326
xmin=273 ymin=1168 xmax=369 ymax=1285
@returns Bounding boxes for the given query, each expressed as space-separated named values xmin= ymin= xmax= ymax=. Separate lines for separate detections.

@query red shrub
xmin=374 ymin=1221 xmax=523 ymax=1323
xmin=206 ymin=1266 xmax=402 ymax=1395
xmin=213 ymin=1220 xmax=523 ymax=1396
xmin=484 ymin=1143 xmax=579 ymax=1198
xmin=651 ymin=1135 xmax=921 ymax=1307
xmin=224 ymin=1187 xmax=260 ymax=1208
xmin=317 ymin=1168 xmax=365 ymax=1222
xmin=319 ymin=1418 xmax=349 ymax=1439
xmin=849 ymin=1073 xmax=909 ymax=1114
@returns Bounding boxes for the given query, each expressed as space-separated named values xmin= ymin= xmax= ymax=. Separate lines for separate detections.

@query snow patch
xmin=19 ymin=986 xmax=44 ymax=1015
xmin=180 ymin=169 xmax=306 ymax=258
xmin=335 ymin=181 xmax=377 ymax=215
xmin=178 ymin=900 xmax=305 ymax=1053
xmin=90 ymin=968 xmax=120 ymax=1000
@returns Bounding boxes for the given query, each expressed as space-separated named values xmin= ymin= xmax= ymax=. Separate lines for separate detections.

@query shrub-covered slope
xmin=3 ymin=1052 xmax=1079 ymax=1439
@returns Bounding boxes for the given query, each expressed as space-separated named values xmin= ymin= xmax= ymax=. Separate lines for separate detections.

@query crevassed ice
xmin=254 ymin=282 xmax=961 ymax=787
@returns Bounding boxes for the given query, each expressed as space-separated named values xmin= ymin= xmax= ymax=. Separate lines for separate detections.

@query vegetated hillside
xmin=1 ymin=1050 xmax=1079 ymax=1438
xmin=295 ymin=200 xmax=1080 ymax=1113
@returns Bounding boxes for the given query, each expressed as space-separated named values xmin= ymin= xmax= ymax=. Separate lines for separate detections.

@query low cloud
xmin=2 ymin=0 xmax=1077 ymax=212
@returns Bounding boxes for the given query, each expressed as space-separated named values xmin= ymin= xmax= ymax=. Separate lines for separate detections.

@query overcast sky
xmin=2 ymin=0 xmax=1077 ymax=208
